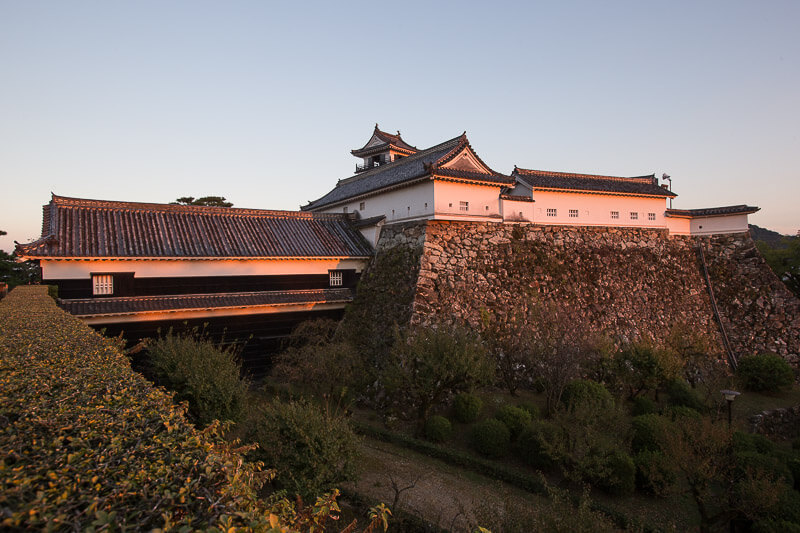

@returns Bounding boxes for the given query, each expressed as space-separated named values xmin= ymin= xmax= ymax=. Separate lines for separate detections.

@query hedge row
xmin=0 ymin=286 xmax=274 ymax=531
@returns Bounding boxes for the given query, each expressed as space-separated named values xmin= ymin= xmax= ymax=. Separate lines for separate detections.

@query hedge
xmin=0 ymin=287 xmax=281 ymax=530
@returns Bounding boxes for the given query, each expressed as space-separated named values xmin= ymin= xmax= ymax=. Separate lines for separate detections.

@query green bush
xmin=733 ymin=431 xmax=778 ymax=456
xmin=0 ymin=286 xmax=274 ymax=530
xmin=634 ymin=450 xmax=676 ymax=496
xmin=148 ymin=331 xmax=250 ymax=427
xmin=516 ymin=421 xmax=561 ymax=469
xmin=453 ymin=392 xmax=483 ymax=423
xmin=630 ymin=396 xmax=657 ymax=416
xmin=470 ymin=419 xmax=511 ymax=458
xmin=665 ymin=405 xmax=703 ymax=421
xmin=631 ymin=414 xmax=674 ymax=454
xmin=245 ymin=398 xmax=360 ymax=501
xmin=495 ymin=404 xmax=532 ymax=439
xmin=666 ymin=379 xmax=706 ymax=412
xmin=561 ymin=379 xmax=613 ymax=411
xmin=517 ymin=401 xmax=541 ymax=419
xmin=580 ymin=447 xmax=636 ymax=496
xmin=738 ymin=353 xmax=794 ymax=392
xmin=424 ymin=415 xmax=453 ymax=443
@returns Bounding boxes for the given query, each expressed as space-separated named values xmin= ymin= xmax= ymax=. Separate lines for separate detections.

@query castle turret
xmin=351 ymin=124 xmax=418 ymax=173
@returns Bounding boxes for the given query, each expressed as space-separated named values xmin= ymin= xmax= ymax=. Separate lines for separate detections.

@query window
xmin=630 ymin=212 xmax=638 ymax=220
xmin=485 ymin=205 xmax=489 ymax=211
xmin=424 ymin=202 xmax=428 ymax=209
xmin=459 ymin=201 xmax=469 ymax=212
xmin=93 ymin=274 xmax=113 ymax=295
xmin=343 ymin=206 xmax=348 ymax=213
xmin=610 ymin=211 xmax=619 ymax=219
xmin=546 ymin=208 xmax=557 ymax=217
xmin=329 ymin=271 xmax=343 ymax=287
xmin=569 ymin=209 xmax=579 ymax=218
xmin=359 ymin=202 xmax=365 ymax=210
xmin=648 ymin=212 xmax=656 ymax=221
xmin=448 ymin=202 xmax=453 ymax=208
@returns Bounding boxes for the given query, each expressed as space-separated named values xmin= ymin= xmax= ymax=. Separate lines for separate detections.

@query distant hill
xmin=750 ymin=224 xmax=798 ymax=249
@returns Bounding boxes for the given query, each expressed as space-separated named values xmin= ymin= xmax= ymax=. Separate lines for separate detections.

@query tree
xmin=756 ymin=237 xmax=800 ymax=298
xmin=173 ymin=196 xmax=234 ymax=207
xmin=614 ymin=339 xmax=682 ymax=400
xmin=480 ymin=307 xmax=531 ymax=396
xmin=382 ymin=324 xmax=494 ymax=431
xmin=0 ymin=231 xmax=41 ymax=288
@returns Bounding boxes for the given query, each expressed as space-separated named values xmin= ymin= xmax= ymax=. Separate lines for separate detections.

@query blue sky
xmin=1 ymin=1 xmax=798 ymax=252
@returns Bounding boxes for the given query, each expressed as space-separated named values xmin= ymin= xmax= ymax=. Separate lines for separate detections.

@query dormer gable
xmin=428 ymin=134 xmax=514 ymax=186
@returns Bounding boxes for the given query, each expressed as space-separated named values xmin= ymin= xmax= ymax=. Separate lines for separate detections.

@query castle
xmin=16 ymin=126 xmax=797 ymax=370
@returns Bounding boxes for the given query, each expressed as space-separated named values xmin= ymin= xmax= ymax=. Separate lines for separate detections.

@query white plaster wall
xmin=665 ymin=217 xmax=692 ymax=235
xmin=501 ymin=198 xmax=535 ymax=222
xmin=433 ymin=181 xmax=502 ymax=220
xmin=531 ymin=190 xmax=668 ymax=228
xmin=319 ymin=181 xmax=435 ymax=223
xmin=41 ymin=258 xmax=368 ymax=280
xmin=690 ymin=214 xmax=750 ymax=235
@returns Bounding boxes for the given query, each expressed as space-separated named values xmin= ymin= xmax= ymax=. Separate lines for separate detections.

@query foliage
xmin=613 ymin=339 xmax=681 ymax=400
xmin=423 ymin=415 xmax=453 ymax=443
xmin=756 ymin=235 xmax=800 ymax=297
xmin=561 ymin=379 xmax=613 ymax=412
xmin=148 ymin=329 xmax=250 ymax=427
xmin=631 ymin=413 xmax=674 ymax=454
xmin=737 ymin=353 xmax=795 ymax=392
xmin=634 ymin=450 xmax=676 ymax=496
xmin=666 ymin=322 xmax=719 ymax=388
xmin=272 ymin=318 xmax=364 ymax=400
xmin=480 ymin=307 xmax=532 ymax=395
xmin=495 ymin=404 xmax=532 ymax=440
xmin=630 ymin=396 xmax=657 ymax=416
xmin=516 ymin=401 xmax=540 ymax=419
xmin=245 ymin=397 xmax=360 ymax=502
xmin=665 ymin=378 xmax=706 ymax=412
xmin=579 ymin=447 xmax=636 ymax=496
xmin=173 ymin=195 xmax=233 ymax=207
xmin=515 ymin=421 xmax=561 ymax=469
xmin=453 ymin=393 xmax=483 ymax=423
xmin=470 ymin=419 xmax=511 ymax=458
xmin=382 ymin=324 xmax=494 ymax=429
xmin=0 ymin=248 xmax=40 ymax=288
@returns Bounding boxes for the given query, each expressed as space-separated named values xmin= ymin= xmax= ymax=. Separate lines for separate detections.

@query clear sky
xmin=1 ymin=1 xmax=798 ymax=252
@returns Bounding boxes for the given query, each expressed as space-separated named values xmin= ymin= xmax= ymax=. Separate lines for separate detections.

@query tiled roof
xmin=351 ymin=124 xmax=418 ymax=157
xmin=665 ymin=205 xmax=760 ymax=218
xmin=58 ymin=288 xmax=353 ymax=317
xmin=514 ymin=168 xmax=676 ymax=197
xmin=17 ymin=195 xmax=374 ymax=259
xmin=305 ymin=134 xmax=513 ymax=210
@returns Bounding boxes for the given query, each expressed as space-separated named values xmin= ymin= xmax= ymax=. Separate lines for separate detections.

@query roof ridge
xmin=515 ymin=168 xmax=656 ymax=183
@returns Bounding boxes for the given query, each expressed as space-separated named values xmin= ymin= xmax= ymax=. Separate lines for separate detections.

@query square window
xmin=648 ymin=212 xmax=656 ymax=221
xmin=611 ymin=211 xmax=619 ymax=219
xmin=459 ymin=201 xmax=469 ymax=212
xmin=329 ymin=271 xmax=343 ymax=287
xmin=93 ymin=274 xmax=113 ymax=296
xmin=546 ymin=208 xmax=557 ymax=217
xmin=630 ymin=212 xmax=638 ymax=220
xmin=569 ymin=209 xmax=579 ymax=218
xmin=359 ymin=202 xmax=365 ymax=210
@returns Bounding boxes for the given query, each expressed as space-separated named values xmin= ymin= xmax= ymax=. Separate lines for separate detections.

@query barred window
xmin=611 ymin=211 xmax=619 ymax=219
xmin=546 ymin=208 xmax=557 ymax=217
xmin=630 ymin=212 xmax=639 ymax=220
xmin=648 ymin=212 xmax=656 ymax=221
xmin=93 ymin=274 xmax=113 ymax=296
xmin=459 ymin=201 xmax=469 ymax=212
xmin=329 ymin=271 xmax=343 ymax=287
xmin=569 ymin=209 xmax=579 ymax=218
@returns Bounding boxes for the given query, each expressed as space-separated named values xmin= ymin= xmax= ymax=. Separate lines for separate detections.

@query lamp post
xmin=721 ymin=390 xmax=740 ymax=428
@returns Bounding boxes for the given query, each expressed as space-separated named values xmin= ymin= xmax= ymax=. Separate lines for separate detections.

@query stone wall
xmin=751 ymin=406 xmax=800 ymax=441
xmin=350 ymin=220 xmax=800 ymax=367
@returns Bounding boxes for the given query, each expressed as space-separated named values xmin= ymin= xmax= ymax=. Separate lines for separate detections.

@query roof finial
xmin=397 ymin=130 xmax=401 ymax=136
xmin=375 ymin=123 xmax=379 ymax=129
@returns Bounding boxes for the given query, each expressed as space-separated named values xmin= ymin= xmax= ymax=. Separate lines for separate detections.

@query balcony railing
xmin=355 ymin=161 xmax=386 ymax=173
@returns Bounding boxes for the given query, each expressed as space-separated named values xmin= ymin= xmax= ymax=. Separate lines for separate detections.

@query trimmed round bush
xmin=665 ymin=379 xmax=705 ymax=412
xmin=453 ymin=393 xmax=483 ymax=423
xmin=561 ymin=379 xmax=613 ymax=410
xmin=738 ymin=353 xmax=794 ymax=392
xmin=665 ymin=405 xmax=702 ymax=421
xmin=634 ymin=450 xmax=676 ymax=496
xmin=495 ymin=405 xmax=532 ymax=439
xmin=581 ymin=448 xmax=636 ymax=496
xmin=424 ymin=415 xmax=453 ymax=443
xmin=630 ymin=396 xmax=657 ymax=416
xmin=631 ymin=414 xmax=674 ymax=454
xmin=470 ymin=419 xmax=511 ymax=458
xmin=516 ymin=421 xmax=560 ymax=469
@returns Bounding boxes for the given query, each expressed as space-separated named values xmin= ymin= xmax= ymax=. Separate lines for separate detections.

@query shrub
xmin=148 ymin=331 xmax=250 ymax=427
xmin=665 ymin=405 xmax=703 ymax=421
xmin=634 ymin=450 xmax=676 ymax=496
xmin=516 ymin=421 xmax=561 ymax=469
xmin=495 ymin=404 xmax=532 ymax=439
xmin=424 ymin=415 xmax=453 ymax=443
xmin=630 ymin=396 xmax=657 ymax=416
xmin=738 ymin=353 xmax=794 ymax=392
xmin=245 ymin=398 xmax=360 ymax=501
xmin=631 ymin=414 xmax=674 ymax=454
xmin=470 ymin=419 xmax=511 ymax=458
xmin=517 ymin=401 xmax=541 ymax=419
xmin=561 ymin=379 xmax=613 ymax=411
xmin=666 ymin=379 xmax=706 ymax=412
xmin=453 ymin=393 xmax=483 ymax=423
xmin=733 ymin=431 xmax=778 ymax=457
xmin=580 ymin=447 xmax=636 ymax=496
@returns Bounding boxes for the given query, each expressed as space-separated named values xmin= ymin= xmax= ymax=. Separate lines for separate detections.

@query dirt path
xmin=344 ymin=438 xmax=550 ymax=532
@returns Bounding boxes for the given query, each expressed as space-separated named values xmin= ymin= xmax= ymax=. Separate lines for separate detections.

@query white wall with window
xmin=530 ymin=190 xmax=668 ymax=228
